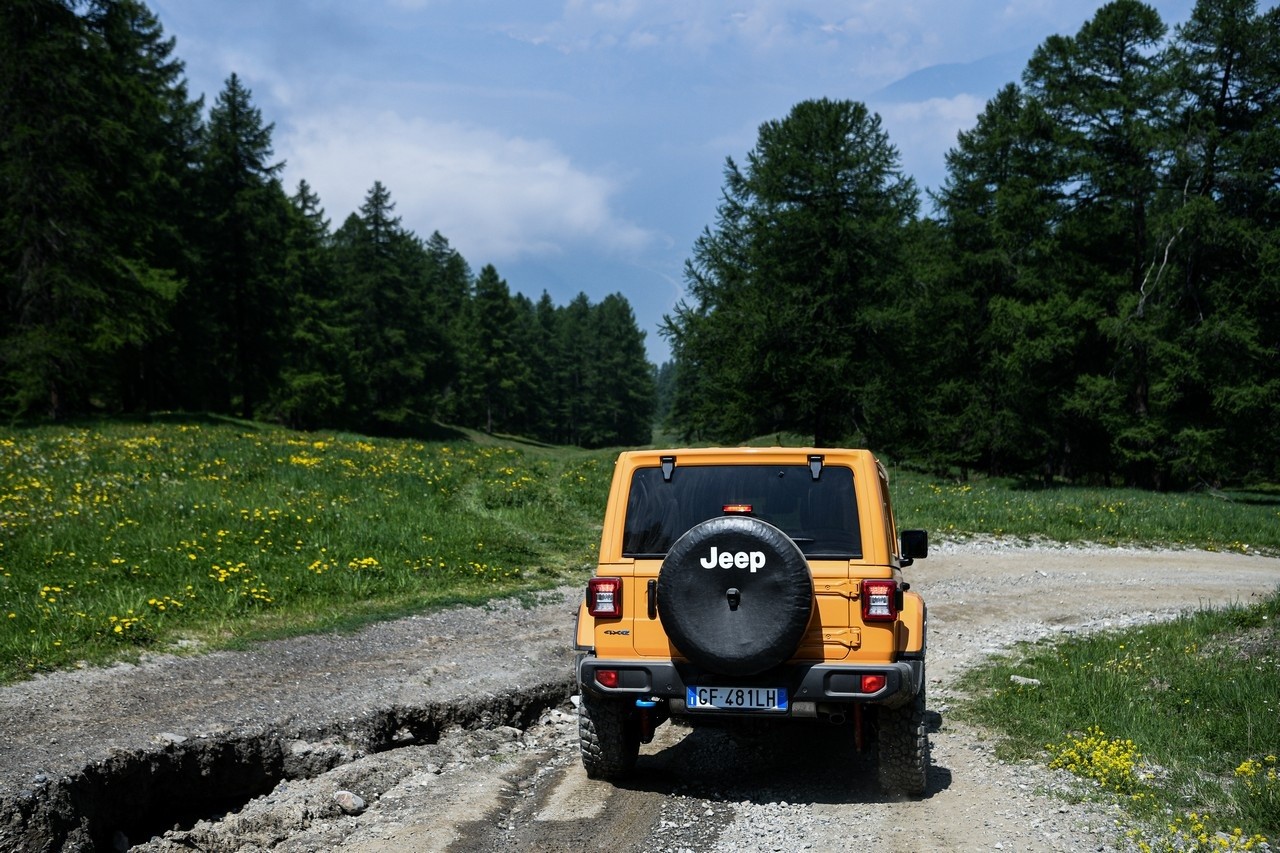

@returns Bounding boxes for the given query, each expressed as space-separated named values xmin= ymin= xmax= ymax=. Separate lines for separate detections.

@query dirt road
xmin=2 ymin=545 xmax=1277 ymax=852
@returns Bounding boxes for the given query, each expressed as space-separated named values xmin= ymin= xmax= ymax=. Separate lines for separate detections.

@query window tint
xmin=622 ymin=465 xmax=861 ymax=558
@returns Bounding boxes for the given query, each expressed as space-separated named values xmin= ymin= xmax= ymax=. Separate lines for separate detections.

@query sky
xmin=148 ymin=0 xmax=1202 ymax=363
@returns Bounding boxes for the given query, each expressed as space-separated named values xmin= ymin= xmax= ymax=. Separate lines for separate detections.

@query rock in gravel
xmin=334 ymin=790 xmax=366 ymax=815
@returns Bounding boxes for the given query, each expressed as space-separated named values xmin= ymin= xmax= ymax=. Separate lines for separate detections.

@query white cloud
xmin=280 ymin=110 xmax=652 ymax=264
xmin=874 ymin=93 xmax=988 ymax=193
xmin=516 ymin=1 xmax=1159 ymax=86
xmin=507 ymin=2 xmax=997 ymax=88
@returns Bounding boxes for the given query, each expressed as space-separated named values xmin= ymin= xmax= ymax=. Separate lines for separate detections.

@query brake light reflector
xmin=861 ymin=579 xmax=898 ymax=621
xmin=861 ymin=674 xmax=887 ymax=693
xmin=597 ymin=669 xmax=619 ymax=688
xmin=587 ymin=577 xmax=622 ymax=618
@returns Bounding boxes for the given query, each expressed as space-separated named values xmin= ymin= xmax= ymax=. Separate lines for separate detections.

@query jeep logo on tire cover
xmin=699 ymin=547 xmax=766 ymax=572
xmin=657 ymin=515 xmax=813 ymax=677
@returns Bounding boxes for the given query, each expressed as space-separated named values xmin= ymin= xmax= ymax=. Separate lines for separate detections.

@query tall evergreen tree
xmin=933 ymin=84 xmax=1089 ymax=477
xmin=1163 ymin=0 xmax=1280 ymax=482
xmin=89 ymin=0 xmax=202 ymax=412
xmin=1024 ymin=0 xmax=1179 ymax=484
xmin=664 ymin=98 xmax=917 ymax=446
xmin=506 ymin=292 xmax=552 ymax=439
xmin=582 ymin=293 xmax=653 ymax=447
xmin=455 ymin=265 xmax=523 ymax=434
xmin=269 ymin=180 xmax=349 ymax=429
xmin=175 ymin=73 xmax=289 ymax=418
xmin=549 ymin=293 xmax=596 ymax=446
xmin=0 ymin=0 xmax=188 ymax=417
xmin=421 ymin=231 xmax=473 ymax=421
xmin=332 ymin=181 xmax=453 ymax=434
xmin=531 ymin=291 xmax=564 ymax=441
xmin=422 ymin=231 xmax=471 ymax=324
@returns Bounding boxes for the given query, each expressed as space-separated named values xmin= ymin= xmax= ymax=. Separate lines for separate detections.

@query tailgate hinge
xmin=818 ymin=628 xmax=862 ymax=649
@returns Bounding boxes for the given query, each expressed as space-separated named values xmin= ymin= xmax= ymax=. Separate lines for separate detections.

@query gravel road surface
xmin=2 ymin=543 xmax=1277 ymax=852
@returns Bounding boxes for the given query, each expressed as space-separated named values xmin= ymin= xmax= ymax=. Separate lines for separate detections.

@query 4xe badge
xmin=700 ymin=546 xmax=766 ymax=572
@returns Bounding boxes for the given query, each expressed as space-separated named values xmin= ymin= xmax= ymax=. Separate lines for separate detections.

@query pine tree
xmin=174 ymin=73 xmax=289 ymax=418
xmin=0 ymin=0 xmax=188 ymax=417
xmin=1162 ymin=0 xmax=1280 ymax=482
xmin=548 ymin=294 xmax=595 ymax=446
xmin=664 ymin=98 xmax=917 ymax=446
xmin=268 ymin=180 xmax=349 ymax=429
xmin=933 ymin=84 xmax=1087 ymax=477
xmin=507 ymin=292 xmax=551 ymax=439
xmin=461 ymin=265 xmax=523 ymax=434
xmin=583 ymin=293 xmax=653 ymax=447
xmin=89 ymin=0 xmax=202 ymax=412
xmin=332 ymin=181 xmax=454 ymax=434
xmin=1024 ymin=0 xmax=1178 ymax=484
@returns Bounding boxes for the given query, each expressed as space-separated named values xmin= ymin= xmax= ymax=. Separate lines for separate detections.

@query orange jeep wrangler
xmin=575 ymin=447 xmax=929 ymax=795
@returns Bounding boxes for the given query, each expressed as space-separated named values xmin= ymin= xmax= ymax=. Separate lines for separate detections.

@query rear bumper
xmin=577 ymin=655 xmax=924 ymax=711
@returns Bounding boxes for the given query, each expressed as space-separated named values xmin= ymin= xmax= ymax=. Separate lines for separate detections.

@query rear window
xmin=622 ymin=464 xmax=861 ymax=558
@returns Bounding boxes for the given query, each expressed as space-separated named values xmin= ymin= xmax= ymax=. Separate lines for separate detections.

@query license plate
xmin=686 ymin=686 xmax=788 ymax=712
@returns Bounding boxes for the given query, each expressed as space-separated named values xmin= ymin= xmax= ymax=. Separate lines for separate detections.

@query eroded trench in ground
xmin=1 ymin=678 xmax=575 ymax=853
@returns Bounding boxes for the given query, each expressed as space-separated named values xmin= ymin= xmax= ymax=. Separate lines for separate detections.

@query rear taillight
xmin=861 ymin=579 xmax=898 ymax=622
xmin=587 ymin=577 xmax=623 ymax=618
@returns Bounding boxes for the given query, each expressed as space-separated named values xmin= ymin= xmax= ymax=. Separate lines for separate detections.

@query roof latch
xmin=808 ymin=454 xmax=824 ymax=480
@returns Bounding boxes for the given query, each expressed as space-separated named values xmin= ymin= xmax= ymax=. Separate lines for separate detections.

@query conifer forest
xmin=3 ymin=0 xmax=1277 ymax=485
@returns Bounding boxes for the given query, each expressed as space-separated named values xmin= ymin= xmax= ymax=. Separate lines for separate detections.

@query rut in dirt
xmin=1 ymin=679 xmax=572 ymax=853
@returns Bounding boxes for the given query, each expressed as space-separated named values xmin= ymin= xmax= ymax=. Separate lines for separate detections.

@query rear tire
xmin=877 ymin=686 xmax=928 ymax=797
xmin=578 ymin=692 xmax=640 ymax=780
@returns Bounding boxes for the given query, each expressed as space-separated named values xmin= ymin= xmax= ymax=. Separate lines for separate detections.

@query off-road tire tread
xmin=877 ymin=687 xmax=928 ymax=797
xmin=578 ymin=692 xmax=639 ymax=780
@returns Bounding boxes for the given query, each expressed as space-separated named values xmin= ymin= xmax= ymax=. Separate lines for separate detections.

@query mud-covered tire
xmin=578 ymin=692 xmax=640 ymax=781
xmin=656 ymin=516 xmax=813 ymax=676
xmin=877 ymin=686 xmax=929 ymax=797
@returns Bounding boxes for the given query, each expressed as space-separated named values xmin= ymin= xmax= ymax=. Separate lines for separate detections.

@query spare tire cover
xmin=657 ymin=516 xmax=813 ymax=676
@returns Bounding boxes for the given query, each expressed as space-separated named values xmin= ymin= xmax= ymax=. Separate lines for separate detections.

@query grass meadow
xmin=0 ymin=419 xmax=613 ymax=682
xmin=959 ymin=595 xmax=1279 ymax=850
xmin=890 ymin=469 xmax=1280 ymax=556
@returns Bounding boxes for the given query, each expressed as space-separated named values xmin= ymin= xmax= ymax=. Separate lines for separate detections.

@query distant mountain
xmin=874 ymin=49 xmax=1029 ymax=103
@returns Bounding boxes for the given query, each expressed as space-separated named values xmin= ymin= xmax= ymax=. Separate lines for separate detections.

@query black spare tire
xmin=657 ymin=516 xmax=813 ymax=676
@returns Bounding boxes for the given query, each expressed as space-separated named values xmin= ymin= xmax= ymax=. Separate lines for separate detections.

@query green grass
xmin=0 ymin=419 xmax=614 ymax=682
xmin=957 ymin=594 xmax=1280 ymax=850
xmin=890 ymin=470 xmax=1280 ymax=556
